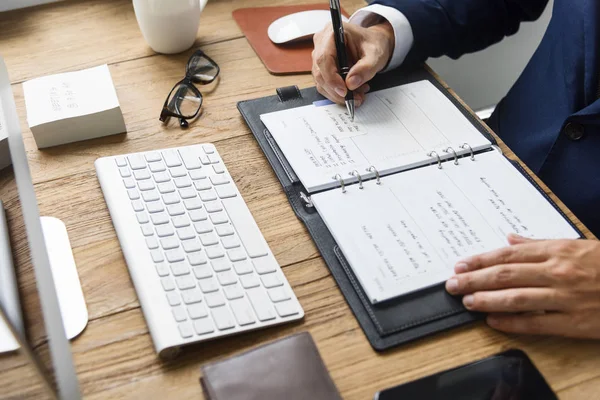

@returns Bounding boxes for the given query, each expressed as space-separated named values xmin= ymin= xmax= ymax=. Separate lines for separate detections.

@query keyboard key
xmin=132 ymin=199 xmax=145 ymax=212
xmin=172 ymin=215 xmax=191 ymax=228
xmin=205 ymin=292 xmax=226 ymax=308
xmin=162 ymin=192 xmax=180 ymax=205
xmin=213 ymin=164 xmax=225 ymax=174
xmin=119 ymin=166 xmax=131 ymax=178
xmin=211 ymin=306 xmax=236 ymax=330
xmin=172 ymin=306 xmax=187 ymax=322
xmin=208 ymin=154 xmax=220 ymax=164
xmin=170 ymin=261 xmax=189 ymax=276
xmin=215 ymin=224 xmax=234 ymax=237
xmin=150 ymin=249 xmax=165 ymax=263
xmin=194 ymin=220 xmax=213 ymax=234
xmin=223 ymin=284 xmax=245 ymax=300
xmin=188 ymin=251 xmax=208 ymax=266
xmin=193 ymin=265 xmax=213 ymax=279
xmin=158 ymin=181 xmax=176 ymax=194
xmin=167 ymin=203 xmax=186 ymax=216
xmin=182 ymin=237 xmax=202 ymax=253
xmin=161 ymin=276 xmax=175 ymax=291
xmin=146 ymin=201 xmax=164 ymax=214
xmin=179 ymin=148 xmax=203 ymax=170
xmin=127 ymin=189 xmax=140 ymax=200
xmin=142 ymin=190 xmax=160 ymax=202
xmin=268 ymin=287 xmax=290 ymax=303
xmin=200 ymin=154 xmax=211 ymax=165
xmin=166 ymin=292 xmax=181 ymax=306
xmin=261 ymin=273 xmax=283 ymax=288
xmin=253 ymin=256 xmax=277 ymax=275
xmin=146 ymin=236 xmax=159 ymax=250
xmin=176 ymin=226 xmax=196 ymax=241
xmin=124 ymin=178 xmax=136 ymax=189
xmin=211 ymin=258 xmax=231 ymax=272
xmin=153 ymin=171 xmax=171 ymax=183
xmin=210 ymin=174 xmax=230 ymax=186
xmin=215 ymin=185 xmax=237 ymax=199
xmin=179 ymin=187 xmax=197 ymax=199
xmin=189 ymin=208 xmax=208 ymax=221
xmin=222 ymin=197 xmax=269 ymax=258
xmin=138 ymin=180 xmax=155 ymax=191
xmin=189 ymin=169 xmax=207 ymax=180
xmin=240 ymin=273 xmax=260 ymax=289
xmin=148 ymin=161 xmax=166 ymax=173
xmin=247 ymin=287 xmax=276 ymax=321
xmin=161 ymin=236 xmax=180 ymax=250
xmin=200 ymin=232 xmax=219 ymax=246
xmin=187 ymin=303 xmax=208 ymax=319
xmin=136 ymin=211 xmax=149 ymax=224
xmin=145 ymin=152 xmax=162 ymax=162
xmin=198 ymin=278 xmax=219 ymax=293
xmin=174 ymin=176 xmax=192 ymax=188
xmin=156 ymin=224 xmax=175 ymax=237
xmin=184 ymin=198 xmax=203 ymax=211
xmin=151 ymin=212 xmax=169 ymax=225
xmin=181 ymin=288 xmax=203 ymax=304
xmin=206 ymin=245 xmax=225 ymax=259
xmin=194 ymin=318 xmax=215 ymax=335
xmin=217 ymin=271 xmax=237 ymax=286
xmin=169 ymin=166 xmax=188 ymax=178
xmin=205 ymin=200 xmax=223 ymax=213
xmin=115 ymin=156 xmax=127 ymax=167
xmin=229 ymin=298 xmax=256 ymax=326
xmin=210 ymin=212 xmax=228 ymax=225
xmin=199 ymin=190 xmax=217 ymax=202
xmin=193 ymin=179 xmax=212 ymax=191
xmin=134 ymin=169 xmax=151 ymax=180
xmin=233 ymin=260 xmax=253 ymax=275
xmin=221 ymin=235 xmax=241 ymax=249
xmin=162 ymin=149 xmax=182 ymax=167
xmin=227 ymin=248 xmax=247 ymax=262
xmin=175 ymin=275 xmax=196 ymax=290
xmin=127 ymin=154 xmax=146 ymax=170
xmin=155 ymin=262 xmax=170 ymax=277
xmin=202 ymin=144 xmax=215 ymax=154
xmin=141 ymin=224 xmax=154 ymax=236
xmin=178 ymin=322 xmax=194 ymax=338
xmin=275 ymin=300 xmax=300 ymax=318
xmin=165 ymin=248 xmax=185 ymax=263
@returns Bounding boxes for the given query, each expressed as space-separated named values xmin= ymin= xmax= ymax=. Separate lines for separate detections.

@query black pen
xmin=329 ymin=0 xmax=355 ymax=121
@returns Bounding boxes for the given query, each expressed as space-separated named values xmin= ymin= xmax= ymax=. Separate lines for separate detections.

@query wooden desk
xmin=1 ymin=0 xmax=599 ymax=398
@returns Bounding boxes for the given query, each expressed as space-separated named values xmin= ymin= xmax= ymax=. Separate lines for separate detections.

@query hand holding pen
xmin=329 ymin=0 xmax=354 ymax=120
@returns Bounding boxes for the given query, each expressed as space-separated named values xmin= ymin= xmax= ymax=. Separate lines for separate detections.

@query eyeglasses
xmin=159 ymin=50 xmax=220 ymax=128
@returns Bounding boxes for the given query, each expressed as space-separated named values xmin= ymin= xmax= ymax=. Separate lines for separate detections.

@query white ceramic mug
xmin=133 ymin=0 xmax=209 ymax=54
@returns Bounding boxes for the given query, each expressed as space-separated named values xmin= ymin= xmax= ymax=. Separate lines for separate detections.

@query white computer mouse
xmin=268 ymin=10 xmax=349 ymax=44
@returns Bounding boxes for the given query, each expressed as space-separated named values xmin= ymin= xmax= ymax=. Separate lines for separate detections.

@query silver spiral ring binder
xmin=427 ymin=151 xmax=443 ymax=169
xmin=444 ymin=147 xmax=459 ymax=165
xmin=366 ymin=166 xmax=381 ymax=185
xmin=349 ymin=170 xmax=364 ymax=189
xmin=459 ymin=143 xmax=475 ymax=161
xmin=333 ymin=174 xmax=347 ymax=193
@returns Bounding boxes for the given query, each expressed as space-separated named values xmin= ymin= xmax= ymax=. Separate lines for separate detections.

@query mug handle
xmin=200 ymin=0 xmax=208 ymax=12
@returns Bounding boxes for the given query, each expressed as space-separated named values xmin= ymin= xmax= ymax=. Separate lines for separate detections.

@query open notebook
xmin=261 ymin=80 xmax=580 ymax=304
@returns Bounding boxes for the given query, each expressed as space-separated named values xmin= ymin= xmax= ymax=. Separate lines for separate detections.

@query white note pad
xmin=311 ymin=150 xmax=580 ymax=304
xmin=261 ymin=80 xmax=491 ymax=193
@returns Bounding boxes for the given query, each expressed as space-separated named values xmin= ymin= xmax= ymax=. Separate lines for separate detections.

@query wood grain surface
xmin=0 ymin=0 xmax=598 ymax=399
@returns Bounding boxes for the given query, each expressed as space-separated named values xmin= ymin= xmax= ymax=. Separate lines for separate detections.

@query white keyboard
xmin=95 ymin=144 xmax=304 ymax=357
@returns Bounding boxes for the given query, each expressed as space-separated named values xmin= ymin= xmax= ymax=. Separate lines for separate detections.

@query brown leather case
xmin=200 ymin=332 xmax=343 ymax=400
xmin=233 ymin=5 xmax=348 ymax=75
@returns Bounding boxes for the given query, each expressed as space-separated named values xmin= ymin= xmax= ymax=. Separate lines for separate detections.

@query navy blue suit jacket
xmin=374 ymin=0 xmax=600 ymax=236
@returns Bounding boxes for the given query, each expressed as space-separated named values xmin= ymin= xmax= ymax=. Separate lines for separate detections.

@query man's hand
xmin=312 ymin=21 xmax=394 ymax=107
xmin=445 ymin=234 xmax=600 ymax=339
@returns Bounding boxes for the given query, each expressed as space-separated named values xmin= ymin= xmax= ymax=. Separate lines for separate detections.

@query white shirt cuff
xmin=349 ymin=4 xmax=414 ymax=72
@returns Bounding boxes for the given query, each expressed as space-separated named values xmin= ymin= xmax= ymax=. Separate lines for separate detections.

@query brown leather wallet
xmin=200 ymin=332 xmax=343 ymax=400
xmin=233 ymin=5 xmax=349 ymax=75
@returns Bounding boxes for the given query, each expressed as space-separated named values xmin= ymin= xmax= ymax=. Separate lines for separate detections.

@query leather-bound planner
xmin=200 ymin=332 xmax=342 ymax=400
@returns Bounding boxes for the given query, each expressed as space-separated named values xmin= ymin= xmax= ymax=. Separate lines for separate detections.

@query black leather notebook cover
xmin=237 ymin=67 xmax=584 ymax=351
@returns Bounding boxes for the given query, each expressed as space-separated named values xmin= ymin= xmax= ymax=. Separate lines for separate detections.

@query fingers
xmin=462 ymin=288 xmax=569 ymax=313
xmin=312 ymin=25 xmax=347 ymax=103
xmin=446 ymin=263 xmax=553 ymax=295
xmin=486 ymin=312 xmax=575 ymax=336
xmin=346 ymin=53 xmax=379 ymax=90
xmin=507 ymin=233 xmax=535 ymax=245
xmin=455 ymin=242 xmax=551 ymax=274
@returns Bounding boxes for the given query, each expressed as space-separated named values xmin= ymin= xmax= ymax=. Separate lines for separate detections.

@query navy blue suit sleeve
xmin=372 ymin=0 xmax=549 ymax=64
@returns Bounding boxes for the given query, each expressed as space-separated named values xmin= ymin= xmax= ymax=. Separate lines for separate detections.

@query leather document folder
xmin=200 ymin=332 xmax=342 ymax=400
xmin=237 ymin=66 xmax=584 ymax=351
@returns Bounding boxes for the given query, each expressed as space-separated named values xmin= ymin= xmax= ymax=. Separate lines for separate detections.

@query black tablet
xmin=375 ymin=349 xmax=557 ymax=400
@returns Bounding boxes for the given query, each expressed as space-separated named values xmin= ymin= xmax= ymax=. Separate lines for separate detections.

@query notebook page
xmin=260 ymin=80 xmax=491 ymax=193
xmin=311 ymin=150 xmax=580 ymax=304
